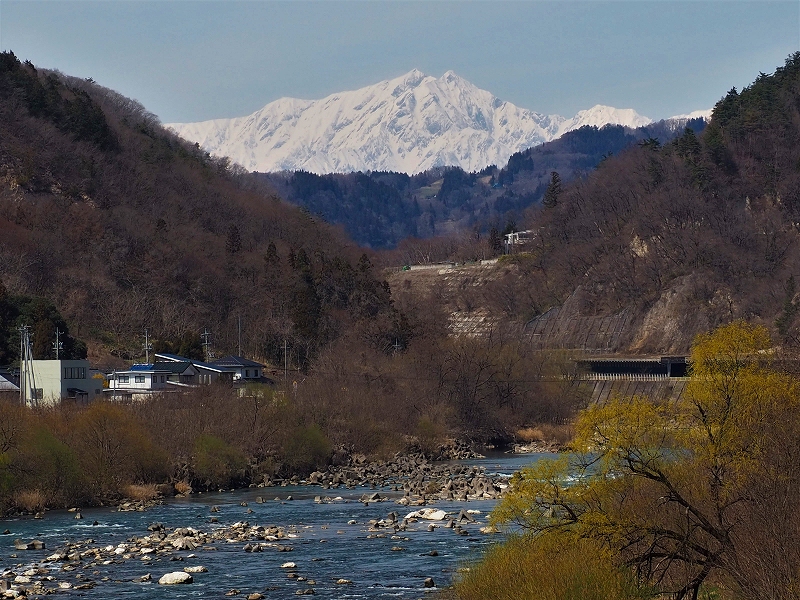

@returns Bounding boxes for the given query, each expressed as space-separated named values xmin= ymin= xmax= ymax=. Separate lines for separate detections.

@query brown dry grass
xmin=122 ymin=484 xmax=159 ymax=502
xmin=13 ymin=489 xmax=46 ymax=513
xmin=516 ymin=423 xmax=574 ymax=445
xmin=174 ymin=480 xmax=192 ymax=495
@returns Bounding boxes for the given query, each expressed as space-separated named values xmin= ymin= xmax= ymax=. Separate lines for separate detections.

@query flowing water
xmin=1 ymin=453 xmax=547 ymax=599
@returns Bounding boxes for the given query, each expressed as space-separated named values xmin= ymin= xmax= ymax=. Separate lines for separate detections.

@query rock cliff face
xmin=388 ymin=262 xmax=731 ymax=356
xmin=526 ymin=275 xmax=731 ymax=355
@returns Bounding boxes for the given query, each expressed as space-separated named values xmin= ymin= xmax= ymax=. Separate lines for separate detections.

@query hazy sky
xmin=1 ymin=1 xmax=798 ymax=124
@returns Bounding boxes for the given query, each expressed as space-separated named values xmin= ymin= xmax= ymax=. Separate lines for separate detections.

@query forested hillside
xmin=496 ymin=53 xmax=800 ymax=352
xmin=0 ymin=51 xmax=398 ymax=367
xmin=261 ymin=118 xmax=704 ymax=248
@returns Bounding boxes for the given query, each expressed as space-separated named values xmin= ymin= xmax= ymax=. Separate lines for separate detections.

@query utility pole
xmin=18 ymin=325 xmax=35 ymax=406
xmin=143 ymin=329 xmax=152 ymax=364
xmin=53 ymin=329 xmax=63 ymax=360
xmin=201 ymin=328 xmax=213 ymax=362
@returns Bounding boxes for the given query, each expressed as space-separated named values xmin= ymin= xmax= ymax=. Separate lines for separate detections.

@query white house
xmin=106 ymin=354 xmax=238 ymax=401
xmin=210 ymin=355 xmax=266 ymax=381
xmin=106 ymin=363 xmax=173 ymax=400
xmin=154 ymin=353 xmax=234 ymax=385
xmin=19 ymin=359 xmax=103 ymax=406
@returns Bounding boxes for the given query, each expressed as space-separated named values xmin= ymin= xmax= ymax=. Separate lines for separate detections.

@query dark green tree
xmin=542 ymin=171 xmax=562 ymax=208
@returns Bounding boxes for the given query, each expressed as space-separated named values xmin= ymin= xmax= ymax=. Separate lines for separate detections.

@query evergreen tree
xmin=542 ymin=171 xmax=562 ymax=208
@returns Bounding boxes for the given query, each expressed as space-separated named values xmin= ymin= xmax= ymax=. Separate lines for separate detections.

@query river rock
xmin=457 ymin=509 xmax=476 ymax=523
xmin=172 ymin=537 xmax=197 ymax=550
xmin=158 ymin=571 xmax=193 ymax=585
xmin=184 ymin=565 xmax=207 ymax=573
xmin=14 ymin=538 xmax=45 ymax=550
xmin=280 ymin=562 xmax=296 ymax=569
xmin=405 ymin=508 xmax=446 ymax=520
xmin=424 ymin=577 xmax=436 ymax=588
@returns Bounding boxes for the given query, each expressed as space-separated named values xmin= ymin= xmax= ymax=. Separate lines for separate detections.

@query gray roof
xmin=154 ymin=353 xmax=234 ymax=373
xmin=212 ymin=355 xmax=265 ymax=369
xmin=0 ymin=375 xmax=19 ymax=392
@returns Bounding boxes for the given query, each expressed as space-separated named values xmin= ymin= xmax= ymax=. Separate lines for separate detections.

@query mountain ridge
xmin=167 ymin=70 xmax=678 ymax=175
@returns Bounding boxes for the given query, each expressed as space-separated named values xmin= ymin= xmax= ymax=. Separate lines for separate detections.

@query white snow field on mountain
xmin=167 ymin=70 xmax=701 ymax=175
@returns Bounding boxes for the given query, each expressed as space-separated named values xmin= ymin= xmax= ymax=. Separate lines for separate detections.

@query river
xmin=1 ymin=453 xmax=547 ymax=599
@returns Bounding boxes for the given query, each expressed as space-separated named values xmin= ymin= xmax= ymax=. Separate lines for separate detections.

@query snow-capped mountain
xmin=167 ymin=70 xmax=656 ymax=175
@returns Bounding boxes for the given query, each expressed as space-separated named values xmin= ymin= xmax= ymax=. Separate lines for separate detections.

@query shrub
xmin=12 ymin=489 xmax=46 ymax=514
xmin=70 ymin=402 xmax=168 ymax=499
xmin=454 ymin=534 xmax=650 ymax=600
xmin=516 ymin=423 xmax=574 ymax=445
xmin=282 ymin=424 xmax=331 ymax=475
xmin=122 ymin=484 xmax=159 ymax=502
xmin=416 ymin=415 xmax=447 ymax=457
xmin=15 ymin=426 xmax=84 ymax=506
xmin=192 ymin=434 xmax=246 ymax=489
xmin=174 ymin=480 xmax=192 ymax=495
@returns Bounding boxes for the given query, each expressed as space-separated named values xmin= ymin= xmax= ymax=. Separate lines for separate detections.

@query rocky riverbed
xmin=0 ymin=452 xmax=550 ymax=598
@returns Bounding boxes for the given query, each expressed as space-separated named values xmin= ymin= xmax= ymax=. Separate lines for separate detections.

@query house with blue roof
xmin=106 ymin=352 xmax=272 ymax=401
xmin=106 ymin=363 xmax=178 ymax=400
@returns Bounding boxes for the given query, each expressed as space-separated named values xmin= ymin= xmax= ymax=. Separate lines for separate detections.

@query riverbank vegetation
xmin=455 ymin=321 xmax=800 ymax=600
xmin=0 ymin=330 xmax=585 ymax=513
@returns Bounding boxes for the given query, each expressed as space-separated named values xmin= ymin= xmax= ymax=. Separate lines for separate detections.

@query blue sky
xmin=1 ymin=1 xmax=798 ymax=123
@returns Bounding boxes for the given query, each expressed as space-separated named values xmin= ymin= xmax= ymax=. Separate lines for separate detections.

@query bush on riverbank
xmin=486 ymin=322 xmax=800 ymax=600
xmin=454 ymin=534 xmax=650 ymax=600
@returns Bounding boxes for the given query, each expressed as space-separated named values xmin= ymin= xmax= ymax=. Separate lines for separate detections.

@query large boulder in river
xmin=159 ymin=572 xmax=193 ymax=585
xmin=405 ymin=508 xmax=447 ymax=520
xmin=14 ymin=538 xmax=44 ymax=550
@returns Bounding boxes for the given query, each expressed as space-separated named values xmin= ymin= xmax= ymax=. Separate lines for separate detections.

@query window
xmin=245 ymin=369 xmax=250 ymax=378
xmin=161 ymin=375 xmax=165 ymax=383
xmin=64 ymin=367 xmax=86 ymax=379
xmin=118 ymin=375 xmax=130 ymax=383
xmin=134 ymin=375 xmax=145 ymax=383
xmin=254 ymin=369 xmax=259 ymax=378
xmin=33 ymin=388 xmax=43 ymax=400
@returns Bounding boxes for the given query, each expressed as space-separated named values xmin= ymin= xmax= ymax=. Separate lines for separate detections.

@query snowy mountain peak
xmin=561 ymin=105 xmax=653 ymax=132
xmin=167 ymin=72 xmax=670 ymax=175
xmin=393 ymin=68 xmax=431 ymax=88
xmin=669 ymin=108 xmax=713 ymax=121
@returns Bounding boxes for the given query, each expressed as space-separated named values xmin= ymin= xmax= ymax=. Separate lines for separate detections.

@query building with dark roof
xmin=210 ymin=355 xmax=266 ymax=381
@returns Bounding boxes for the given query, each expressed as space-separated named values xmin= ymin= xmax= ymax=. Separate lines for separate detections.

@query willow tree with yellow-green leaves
xmin=491 ymin=321 xmax=800 ymax=600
